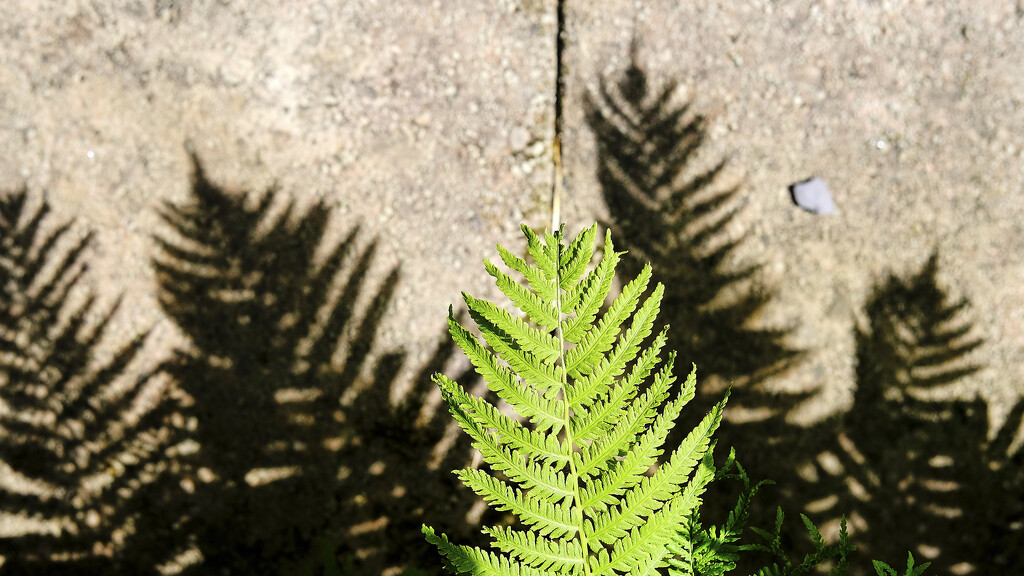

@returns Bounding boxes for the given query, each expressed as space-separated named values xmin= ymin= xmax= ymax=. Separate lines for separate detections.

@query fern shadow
xmin=151 ymin=156 xmax=490 ymax=575
xmin=585 ymin=45 xmax=802 ymax=390
xmin=583 ymin=46 xmax=810 ymax=507
xmin=790 ymin=252 xmax=1024 ymax=574
xmin=0 ymin=189 xmax=185 ymax=574
xmin=322 ymin=315 xmax=502 ymax=576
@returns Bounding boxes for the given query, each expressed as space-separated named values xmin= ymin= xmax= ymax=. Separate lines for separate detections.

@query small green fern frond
xmin=486 ymin=258 xmax=560 ymax=329
xmin=443 ymin=314 xmax=564 ymax=430
xmin=484 ymin=525 xmax=586 ymax=572
xmin=666 ymin=451 xmax=772 ymax=576
xmin=458 ymin=468 xmax=578 ymax=537
xmin=577 ymin=375 xmax=685 ymax=511
xmin=585 ymin=399 xmax=726 ymax=548
xmin=589 ymin=448 xmax=720 ymax=576
xmin=568 ymin=278 xmax=662 ymax=410
xmin=437 ymin=373 xmax=567 ymax=468
xmin=462 ymin=298 xmax=565 ymax=399
xmin=465 ymin=293 xmax=562 ymax=365
xmin=564 ymin=262 xmax=653 ymax=378
xmin=559 ymin=224 xmax=599 ymax=290
xmin=424 ymin=224 xmax=726 ymax=576
xmin=496 ymin=243 xmax=557 ymax=305
xmin=562 ymin=241 xmax=618 ymax=341
xmin=872 ymin=553 xmax=930 ymax=576
xmin=741 ymin=509 xmax=855 ymax=576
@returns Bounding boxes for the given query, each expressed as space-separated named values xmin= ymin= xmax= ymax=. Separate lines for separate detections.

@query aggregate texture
xmin=0 ymin=0 xmax=1022 ymax=573
xmin=564 ymin=0 xmax=1024 ymax=428
xmin=0 ymin=0 xmax=558 ymax=386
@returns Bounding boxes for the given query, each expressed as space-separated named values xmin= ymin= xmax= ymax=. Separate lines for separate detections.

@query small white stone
xmin=790 ymin=177 xmax=836 ymax=215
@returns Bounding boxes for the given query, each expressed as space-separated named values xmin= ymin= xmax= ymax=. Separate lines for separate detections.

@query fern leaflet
xmin=423 ymin=224 xmax=727 ymax=575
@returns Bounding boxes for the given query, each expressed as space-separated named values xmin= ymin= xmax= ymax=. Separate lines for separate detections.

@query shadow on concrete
xmin=787 ymin=252 xmax=1024 ymax=574
xmin=149 ymin=156 xmax=489 ymax=575
xmin=0 ymin=190 xmax=184 ymax=574
xmin=317 ymin=314 xmax=500 ymax=576
xmin=583 ymin=46 xmax=810 ymax=515
xmin=584 ymin=45 xmax=802 ymax=392
xmin=585 ymin=45 xmax=1024 ymax=574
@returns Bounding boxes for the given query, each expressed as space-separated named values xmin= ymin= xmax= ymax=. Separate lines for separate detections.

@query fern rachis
xmin=423 ymin=223 xmax=727 ymax=575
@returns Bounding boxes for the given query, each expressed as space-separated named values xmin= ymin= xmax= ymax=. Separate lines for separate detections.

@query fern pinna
xmin=423 ymin=224 xmax=728 ymax=575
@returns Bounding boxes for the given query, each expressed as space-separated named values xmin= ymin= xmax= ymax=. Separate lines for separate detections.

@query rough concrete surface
xmin=566 ymin=0 xmax=1024 ymax=425
xmin=0 ymin=0 xmax=557 ymax=384
xmin=0 ymin=0 xmax=1022 ymax=573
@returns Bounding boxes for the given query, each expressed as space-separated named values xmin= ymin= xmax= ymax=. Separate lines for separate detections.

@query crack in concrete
xmin=551 ymin=0 xmax=566 ymax=231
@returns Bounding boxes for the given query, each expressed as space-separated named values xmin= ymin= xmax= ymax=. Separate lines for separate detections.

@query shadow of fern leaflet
xmin=0 ymin=189 xmax=182 ymax=574
xmin=795 ymin=252 xmax=1023 ymax=574
xmin=153 ymin=156 xmax=488 ymax=575
xmin=583 ymin=47 xmax=810 ymax=539
xmin=585 ymin=45 xmax=802 ymax=404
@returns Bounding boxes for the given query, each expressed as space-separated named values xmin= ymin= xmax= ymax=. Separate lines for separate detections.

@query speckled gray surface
xmin=0 ymin=1 xmax=558 ymax=389
xmin=1 ymin=0 xmax=1023 ymax=566
xmin=564 ymin=0 xmax=1024 ymax=431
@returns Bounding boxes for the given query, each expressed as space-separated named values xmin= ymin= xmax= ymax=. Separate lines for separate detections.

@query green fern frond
xmin=740 ymin=509 xmax=855 ymax=576
xmin=666 ymin=450 xmax=772 ymax=576
xmin=424 ymin=224 xmax=726 ymax=575
xmin=872 ymin=553 xmax=930 ymax=576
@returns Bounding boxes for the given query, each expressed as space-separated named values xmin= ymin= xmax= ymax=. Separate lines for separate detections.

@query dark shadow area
xmin=0 ymin=189 xmax=185 ymax=574
xmin=585 ymin=44 xmax=802 ymax=391
xmin=322 ymin=318 xmax=502 ymax=576
xmin=150 ymin=156 xmax=491 ymax=575
xmin=788 ymin=253 xmax=1024 ymax=574
xmin=585 ymin=46 xmax=1024 ymax=573
xmin=584 ymin=45 xmax=810 ymax=518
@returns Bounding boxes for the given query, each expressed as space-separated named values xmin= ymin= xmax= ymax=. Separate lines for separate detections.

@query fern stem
xmin=552 ymin=228 xmax=591 ymax=576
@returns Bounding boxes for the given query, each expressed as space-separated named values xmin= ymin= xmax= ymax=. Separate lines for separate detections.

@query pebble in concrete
xmin=789 ymin=177 xmax=836 ymax=215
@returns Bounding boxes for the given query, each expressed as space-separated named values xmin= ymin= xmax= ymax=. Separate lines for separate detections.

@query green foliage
xmin=423 ymin=223 xmax=727 ymax=575
xmin=872 ymin=554 xmax=930 ymax=576
xmin=742 ymin=511 xmax=853 ymax=576
xmin=667 ymin=450 xmax=857 ymax=576
xmin=666 ymin=450 xmax=771 ymax=576
xmin=424 ymin=223 xmax=929 ymax=576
